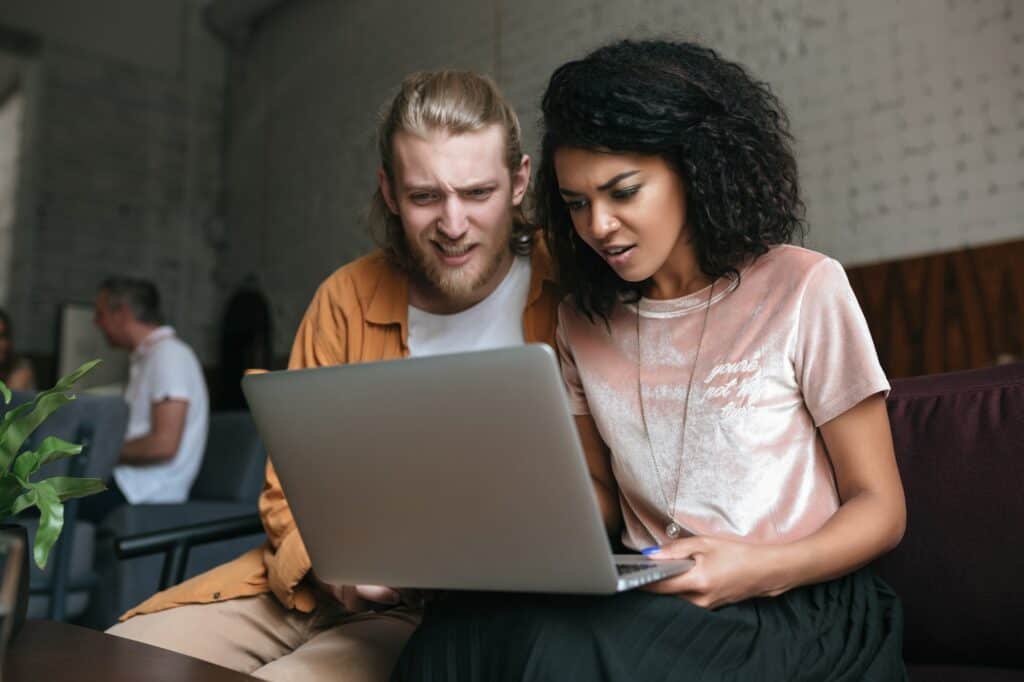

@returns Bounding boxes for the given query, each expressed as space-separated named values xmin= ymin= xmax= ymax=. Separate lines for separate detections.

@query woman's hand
xmin=644 ymin=395 xmax=906 ymax=610
xmin=642 ymin=536 xmax=788 ymax=609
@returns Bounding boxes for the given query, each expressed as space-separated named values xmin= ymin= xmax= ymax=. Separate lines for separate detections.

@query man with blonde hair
xmin=107 ymin=70 xmax=560 ymax=680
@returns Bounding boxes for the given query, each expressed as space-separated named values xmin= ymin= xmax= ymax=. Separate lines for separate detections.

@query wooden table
xmin=5 ymin=620 xmax=257 ymax=681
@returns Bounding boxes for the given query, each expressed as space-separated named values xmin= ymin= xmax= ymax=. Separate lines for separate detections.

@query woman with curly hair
xmin=393 ymin=39 xmax=907 ymax=680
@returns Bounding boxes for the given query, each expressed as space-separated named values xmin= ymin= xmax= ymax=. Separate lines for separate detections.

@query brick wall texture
xmin=2 ymin=1 xmax=223 ymax=360
xmin=222 ymin=0 xmax=1024 ymax=355
xmin=5 ymin=0 xmax=1022 ymax=360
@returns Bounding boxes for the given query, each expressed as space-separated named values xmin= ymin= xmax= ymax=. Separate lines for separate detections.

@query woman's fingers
xmin=642 ymin=560 xmax=708 ymax=596
xmin=646 ymin=535 xmax=707 ymax=560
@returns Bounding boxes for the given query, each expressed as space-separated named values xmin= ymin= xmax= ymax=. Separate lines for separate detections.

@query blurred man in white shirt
xmin=82 ymin=277 xmax=209 ymax=522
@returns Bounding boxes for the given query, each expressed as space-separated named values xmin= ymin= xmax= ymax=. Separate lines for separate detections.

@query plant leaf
xmin=9 ymin=486 xmax=36 ymax=516
xmin=46 ymin=476 xmax=106 ymax=501
xmin=23 ymin=436 xmax=83 ymax=477
xmin=0 ymin=360 xmax=100 ymax=473
xmin=9 ymin=438 xmax=81 ymax=482
xmin=0 ymin=475 xmax=23 ymax=517
xmin=0 ymin=379 xmax=9 ymax=406
xmin=31 ymin=481 xmax=64 ymax=569
xmin=11 ymin=449 xmax=41 ymax=482
xmin=0 ymin=390 xmax=76 ymax=474
xmin=0 ymin=402 xmax=34 ymax=472
xmin=51 ymin=359 xmax=102 ymax=393
xmin=0 ymin=402 xmax=33 ymax=432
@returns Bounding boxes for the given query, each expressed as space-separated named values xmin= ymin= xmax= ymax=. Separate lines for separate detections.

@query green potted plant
xmin=0 ymin=359 xmax=107 ymax=635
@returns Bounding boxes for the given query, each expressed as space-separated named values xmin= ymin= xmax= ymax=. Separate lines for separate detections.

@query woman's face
xmin=554 ymin=148 xmax=692 ymax=289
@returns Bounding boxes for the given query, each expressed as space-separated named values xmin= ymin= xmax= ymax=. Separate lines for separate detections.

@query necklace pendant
xmin=665 ymin=521 xmax=682 ymax=539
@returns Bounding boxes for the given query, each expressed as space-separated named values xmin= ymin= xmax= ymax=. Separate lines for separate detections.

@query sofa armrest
xmin=115 ymin=513 xmax=263 ymax=590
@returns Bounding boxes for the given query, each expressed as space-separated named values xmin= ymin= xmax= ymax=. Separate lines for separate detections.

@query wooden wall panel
xmin=846 ymin=239 xmax=1024 ymax=378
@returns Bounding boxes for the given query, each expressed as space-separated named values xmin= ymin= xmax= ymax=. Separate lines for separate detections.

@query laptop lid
xmin=242 ymin=344 xmax=627 ymax=593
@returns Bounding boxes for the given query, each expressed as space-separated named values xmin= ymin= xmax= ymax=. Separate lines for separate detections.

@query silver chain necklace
xmin=636 ymin=280 xmax=714 ymax=539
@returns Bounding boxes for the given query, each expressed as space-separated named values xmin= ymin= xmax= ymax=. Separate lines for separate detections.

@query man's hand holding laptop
xmin=312 ymin=575 xmax=427 ymax=612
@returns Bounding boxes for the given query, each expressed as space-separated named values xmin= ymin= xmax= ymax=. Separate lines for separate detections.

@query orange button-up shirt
xmin=123 ymin=246 xmax=560 ymax=619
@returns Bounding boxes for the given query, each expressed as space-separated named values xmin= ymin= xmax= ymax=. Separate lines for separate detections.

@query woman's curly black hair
xmin=538 ymin=39 xmax=806 ymax=321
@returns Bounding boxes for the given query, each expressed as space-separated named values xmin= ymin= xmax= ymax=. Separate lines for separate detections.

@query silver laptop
xmin=242 ymin=344 xmax=693 ymax=594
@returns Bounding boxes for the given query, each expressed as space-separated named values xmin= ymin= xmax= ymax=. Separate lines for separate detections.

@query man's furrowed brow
xmin=452 ymin=179 xmax=499 ymax=192
xmin=403 ymin=179 xmax=499 ymax=193
xmin=402 ymin=183 xmax=440 ymax=192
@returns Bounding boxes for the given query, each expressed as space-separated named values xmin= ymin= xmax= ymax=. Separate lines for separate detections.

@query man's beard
xmin=408 ymin=226 xmax=511 ymax=302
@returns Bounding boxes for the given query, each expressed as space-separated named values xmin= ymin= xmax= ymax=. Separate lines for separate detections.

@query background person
xmin=0 ymin=307 xmax=35 ymax=391
xmin=81 ymin=277 xmax=209 ymax=523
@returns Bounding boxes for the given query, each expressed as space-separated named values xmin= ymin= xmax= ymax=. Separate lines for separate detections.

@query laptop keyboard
xmin=615 ymin=563 xmax=651 ymax=576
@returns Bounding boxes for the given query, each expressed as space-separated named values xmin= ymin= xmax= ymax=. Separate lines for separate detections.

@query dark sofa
xmin=874 ymin=362 xmax=1024 ymax=680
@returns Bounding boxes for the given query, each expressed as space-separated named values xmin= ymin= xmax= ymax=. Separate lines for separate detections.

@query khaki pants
xmin=106 ymin=594 xmax=420 ymax=681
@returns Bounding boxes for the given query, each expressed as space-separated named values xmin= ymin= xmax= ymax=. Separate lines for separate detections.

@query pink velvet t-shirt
xmin=557 ymin=245 xmax=889 ymax=551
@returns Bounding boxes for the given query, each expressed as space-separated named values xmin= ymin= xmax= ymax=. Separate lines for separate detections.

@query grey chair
xmin=189 ymin=410 xmax=268 ymax=503
xmin=86 ymin=410 xmax=268 ymax=628
xmin=1 ymin=391 xmax=129 ymax=621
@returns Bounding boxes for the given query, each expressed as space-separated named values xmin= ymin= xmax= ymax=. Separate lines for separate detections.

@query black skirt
xmin=391 ymin=568 xmax=906 ymax=682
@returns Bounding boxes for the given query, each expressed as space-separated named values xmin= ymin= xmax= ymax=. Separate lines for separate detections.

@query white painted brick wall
xmin=1 ymin=2 xmax=225 ymax=360
xmin=3 ymin=0 xmax=1021 ymax=362
xmin=0 ymin=89 xmax=23 ymax=308
xmin=205 ymin=0 xmax=1024 ymax=352
xmin=222 ymin=0 xmax=1024 ymax=354
xmin=496 ymin=0 xmax=1024 ymax=263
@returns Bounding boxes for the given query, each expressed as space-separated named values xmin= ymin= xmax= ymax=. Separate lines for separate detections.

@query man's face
xmin=380 ymin=124 xmax=530 ymax=308
xmin=93 ymin=291 xmax=129 ymax=349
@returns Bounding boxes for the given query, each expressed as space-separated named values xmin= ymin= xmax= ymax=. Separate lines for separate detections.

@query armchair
xmin=85 ymin=410 xmax=267 ymax=628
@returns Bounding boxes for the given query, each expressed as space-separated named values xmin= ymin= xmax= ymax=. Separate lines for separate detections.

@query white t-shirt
xmin=113 ymin=326 xmax=210 ymax=503
xmin=407 ymin=255 xmax=531 ymax=357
